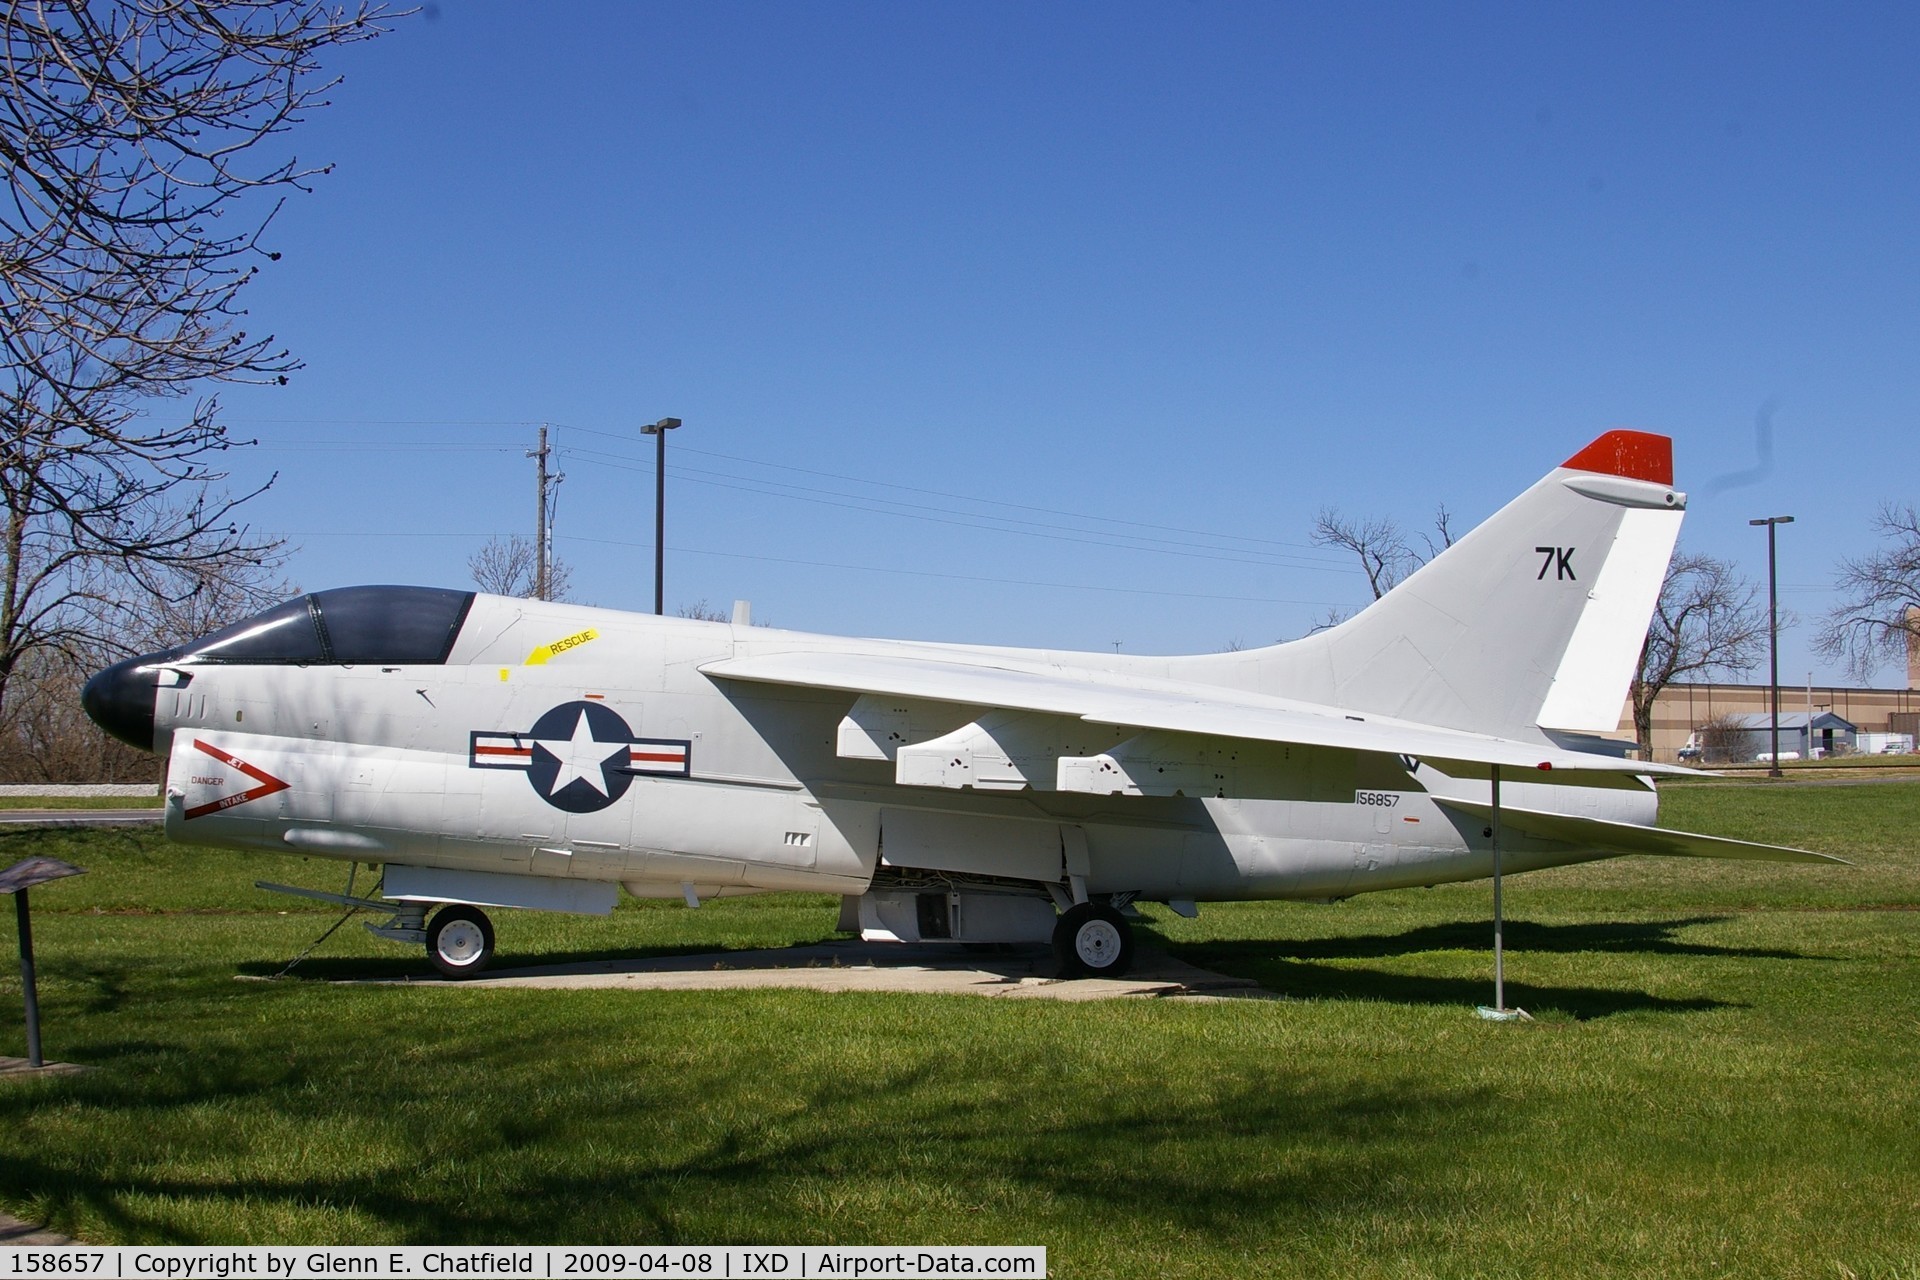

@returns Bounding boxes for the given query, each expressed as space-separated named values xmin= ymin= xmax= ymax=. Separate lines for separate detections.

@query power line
xmin=561 ymin=535 xmax=1347 ymax=609
xmin=247 ymin=442 xmax=521 ymax=452
xmin=259 ymin=528 xmax=1347 ymax=607
xmin=226 ymin=413 xmax=1363 ymax=579
xmin=560 ymin=446 xmax=1352 ymax=575
xmin=560 ymin=421 xmax=1331 ymax=554
xmin=225 ymin=413 xmax=1349 ymax=562
xmin=223 ymin=417 xmax=547 ymax=427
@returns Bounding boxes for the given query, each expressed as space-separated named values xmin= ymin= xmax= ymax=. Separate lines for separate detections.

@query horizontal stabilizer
xmin=703 ymin=651 xmax=1697 ymax=777
xmin=1434 ymin=797 xmax=1845 ymax=864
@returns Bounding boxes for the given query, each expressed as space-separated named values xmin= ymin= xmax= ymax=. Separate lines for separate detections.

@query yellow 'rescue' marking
xmin=526 ymin=628 xmax=598 ymax=666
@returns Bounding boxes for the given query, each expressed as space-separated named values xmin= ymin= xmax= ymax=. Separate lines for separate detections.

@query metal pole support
xmin=1491 ymin=764 xmax=1504 ymax=1014
xmin=16 ymin=887 xmax=41 ymax=1068
xmin=653 ymin=424 xmax=667 ymax=615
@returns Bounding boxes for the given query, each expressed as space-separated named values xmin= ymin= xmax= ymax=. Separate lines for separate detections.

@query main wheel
xmin=427 ymin=904 xmax=495 ymax=979
xmin=1052 ymin=902 xmax=1134 ymax=978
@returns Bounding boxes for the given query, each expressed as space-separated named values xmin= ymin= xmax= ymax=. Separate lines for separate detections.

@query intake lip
xmin=80 ymin=653 xmax=166 ymax=752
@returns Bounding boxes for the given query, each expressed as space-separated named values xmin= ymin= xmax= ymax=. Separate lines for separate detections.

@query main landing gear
xmin=427 ymin=904 xmax=496 ymax=978
xmin=1052 ymin=901 xmax=1134 ymax=978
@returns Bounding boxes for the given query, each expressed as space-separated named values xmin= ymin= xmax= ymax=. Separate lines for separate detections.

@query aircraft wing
xmin=700 ymin=651 xmax=1699 ymax=777
xmin=1433 ymin=796 xmax=1845 ymax=863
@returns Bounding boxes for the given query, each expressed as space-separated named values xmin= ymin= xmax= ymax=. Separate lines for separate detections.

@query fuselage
xmin=101 ymin=590 xmax=1658 ymax=909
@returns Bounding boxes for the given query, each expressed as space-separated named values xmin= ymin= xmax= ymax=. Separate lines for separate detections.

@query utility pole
xmin=529 ymin=426 xmax=551 ymax=601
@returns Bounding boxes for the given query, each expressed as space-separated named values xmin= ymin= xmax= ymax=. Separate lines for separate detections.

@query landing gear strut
xmin=427 ymin=904 xmax=495 ymax=979
xmin=1052 ymin=901 xmax=1134 ymax=978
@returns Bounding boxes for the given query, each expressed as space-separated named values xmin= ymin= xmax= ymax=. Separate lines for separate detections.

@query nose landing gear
xmin=426 ymin=904 xmax=496 ymax=978
xmin=256 ymin=878 xmax=499 ymax=980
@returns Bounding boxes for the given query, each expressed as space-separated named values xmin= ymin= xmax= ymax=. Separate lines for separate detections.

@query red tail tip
xmin=1561 ymin=431 xmax=1673 ymax=486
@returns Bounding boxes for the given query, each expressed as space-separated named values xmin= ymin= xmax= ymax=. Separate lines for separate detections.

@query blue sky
xmin=204 ymin=1 xmax=1919 ymax=686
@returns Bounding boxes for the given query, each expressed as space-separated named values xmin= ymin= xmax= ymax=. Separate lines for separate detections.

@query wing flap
xmin=1433 ymin=797 xmax=1844 ymax=864
xmin=700 ymin=651 xmax=1698 ymax=777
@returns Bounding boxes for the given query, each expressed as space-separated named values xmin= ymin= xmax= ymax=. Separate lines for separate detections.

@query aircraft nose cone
xmin=81 ymin=656 xmax=161 ymax=752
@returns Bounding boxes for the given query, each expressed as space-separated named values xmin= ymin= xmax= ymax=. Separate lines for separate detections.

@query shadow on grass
xmin=1 ymin=1045 xmax=1506 ymax=1245
xmin=1152 ymin=915 xmax=1815 ymax=1017
xmin=1181 ymin=915 xmax=1825 ymax=963
xmin=235 ymin=935 xmax=858 ymax=983
xmin=1167 ymin=950 xmax=1735 ymax=1018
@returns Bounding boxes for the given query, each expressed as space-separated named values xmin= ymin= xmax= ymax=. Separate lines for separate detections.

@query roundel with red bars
xmin=469 ymin=701 xmax=692 ymax=814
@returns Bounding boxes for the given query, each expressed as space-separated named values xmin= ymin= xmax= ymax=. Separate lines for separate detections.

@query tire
xmin=1052 ymin=902 xmax=1134 ymax=978
xmin=427 ymin=904 xmax=495 ymax=979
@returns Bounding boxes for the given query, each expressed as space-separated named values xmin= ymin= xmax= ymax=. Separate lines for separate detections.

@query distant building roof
xmin=1725 ymin=711 xmax=1857 ymax=732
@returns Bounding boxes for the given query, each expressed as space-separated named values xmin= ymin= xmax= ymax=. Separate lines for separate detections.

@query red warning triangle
xmin=184 ymin=739 xmax=291 ymax=820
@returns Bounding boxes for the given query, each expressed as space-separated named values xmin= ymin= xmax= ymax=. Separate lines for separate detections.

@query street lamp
xmin=642 ymin=417 xmax=682 ymax=615
xmin=1749 ymin=515 xmax=1795 ymax=778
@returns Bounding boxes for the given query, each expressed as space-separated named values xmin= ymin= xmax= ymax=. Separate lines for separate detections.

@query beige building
xmin=1619 ymin=609 xmax=1920 ymax=762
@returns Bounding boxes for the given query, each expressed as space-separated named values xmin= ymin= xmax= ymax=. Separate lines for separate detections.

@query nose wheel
xmin=427 ymin=904 xmax=495 ymax=978
xmin=1053 ymin=902 xmax=1134 ymax=978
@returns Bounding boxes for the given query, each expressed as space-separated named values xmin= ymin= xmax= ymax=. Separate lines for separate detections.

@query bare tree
xmin=116 ymin=558 xmax=298 ymax=656
xmin=1696 ymin=712 xmax=1749 ymax=766
xmin=1311 ymin=509 xmax=1415 ymax=602
xmin=470 ymin=535 xmax=572 ymax=601
xmin=1304 ymin=505 xmax=1458 ymax=636
xmin=1816 ymin=502 xmax=1920 ymax=681
xmin=1310 ymin=504 xmax=1457 ymax=604
xmin=1418 ymin=503 xmax=1456 ymax=561
xmin=1629 ymin=551 xmax=1766 ymax=757
xmin=0 ymin=644 xmax=151 ymax=782
xmin=0 ymin=2 xmax=396 ymax=720
xmin=0 ymin=554 xmax=292 ymax=781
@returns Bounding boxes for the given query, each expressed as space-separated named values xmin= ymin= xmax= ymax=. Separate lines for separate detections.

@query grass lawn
xmin=2 ymin=781 xmax=1918 ymax=1278
xmin=0 ymin=795 xmax=161 ymax=810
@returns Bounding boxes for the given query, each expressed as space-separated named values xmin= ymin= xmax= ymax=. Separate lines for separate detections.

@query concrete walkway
xmin=0 ymin=808 xmax=162 ymax=827
xmin=0 ymin=1211 xmax=72 ymax=1246
xmin=357 ymin=940 xmax=1274 ymax=1001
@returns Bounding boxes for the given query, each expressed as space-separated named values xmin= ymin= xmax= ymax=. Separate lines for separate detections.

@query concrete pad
xmin=354 ymin=941 xmax=1273 ymax=1001
xmin=0 ymin=1057 xmax=90 ymax=1079
xmin=0 ymin=808 xmax=162 ymax=827
xmin=0 ymin=1211 xmax=73 ymax=1245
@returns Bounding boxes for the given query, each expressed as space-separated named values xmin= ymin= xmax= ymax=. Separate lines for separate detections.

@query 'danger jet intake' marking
xmin=184 ymin=739 xmax=292 ymax=820
xmin=469 ymin=700 xmax=692 ymax=813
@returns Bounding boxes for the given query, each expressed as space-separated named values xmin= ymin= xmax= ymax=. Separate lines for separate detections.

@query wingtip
xmin=1561 ymin=430 xmax=1674 ymax=486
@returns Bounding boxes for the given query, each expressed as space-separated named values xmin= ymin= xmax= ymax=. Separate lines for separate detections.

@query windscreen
xmin=176 ymin=586 xmax=474 ymax=665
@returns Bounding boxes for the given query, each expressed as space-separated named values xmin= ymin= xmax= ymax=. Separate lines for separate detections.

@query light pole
xmin=1749 ymin=515 xmax=1795 ymax=778
xmin=642 ymin=417 xmax=682 ymax=615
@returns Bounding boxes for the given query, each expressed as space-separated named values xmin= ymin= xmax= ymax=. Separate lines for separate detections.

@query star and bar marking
xmin=470 ymin=700 xmax=691 ymax=813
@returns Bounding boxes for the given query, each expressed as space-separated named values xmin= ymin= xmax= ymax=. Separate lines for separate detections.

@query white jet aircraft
xmin=82 ymin=430 xmax=1832 ymax=977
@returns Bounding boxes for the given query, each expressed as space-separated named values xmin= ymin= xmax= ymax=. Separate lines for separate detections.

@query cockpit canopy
xmin=173 ymin=586 xmax=475 ymax=665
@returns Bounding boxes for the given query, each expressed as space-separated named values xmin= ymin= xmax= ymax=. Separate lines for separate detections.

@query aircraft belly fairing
xmin=83 ymin=431 xmax=1837 ymax=979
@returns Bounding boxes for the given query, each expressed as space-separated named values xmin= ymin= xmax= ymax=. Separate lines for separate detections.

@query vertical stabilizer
xmin=1187 ymin=431 xmax=1685 ymax=743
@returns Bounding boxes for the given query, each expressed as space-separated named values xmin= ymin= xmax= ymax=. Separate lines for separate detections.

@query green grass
xmin=1716 ymin=753 xmax=1920 ymax=772
xmin=0 ymin=795 xmax=160 ymax=810
xmin=3 ymin=783 xmax=1919 ymax=1277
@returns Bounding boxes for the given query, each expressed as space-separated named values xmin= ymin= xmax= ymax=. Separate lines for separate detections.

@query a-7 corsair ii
xmin=82 ymin=431 xmax=1832 ymax=978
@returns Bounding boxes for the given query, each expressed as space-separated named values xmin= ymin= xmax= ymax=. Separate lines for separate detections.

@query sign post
xmin=2 ymin=857 xmax=85 ymax=1069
